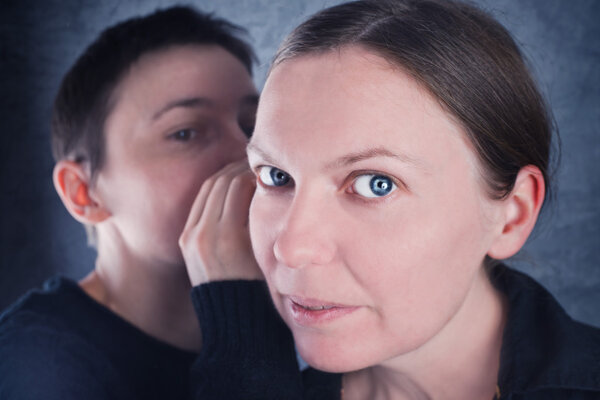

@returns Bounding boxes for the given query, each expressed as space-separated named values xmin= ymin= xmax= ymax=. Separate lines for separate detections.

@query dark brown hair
xmin=51 ymin=6 xmax=256 ymax=179
xmin=272 ymin=0 xmax=558 ymax=202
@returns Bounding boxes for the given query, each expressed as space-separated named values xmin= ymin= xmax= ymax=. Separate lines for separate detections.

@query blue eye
xmin=258 ymin=166 xmax=291 ymax=187
xmin=352 ymin=174 xmax=396 ymax=198
xmin=169 ymin=129 xmax=197 ymax=141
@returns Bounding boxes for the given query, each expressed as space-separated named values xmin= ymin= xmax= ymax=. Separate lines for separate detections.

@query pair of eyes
xmin=257 ymin=166 xmax=397 ymax=199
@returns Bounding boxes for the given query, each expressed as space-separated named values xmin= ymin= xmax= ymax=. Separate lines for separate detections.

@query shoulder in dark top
xmin=491 ymin=264 xmax=600 ymax=399
xmin=302 ymin=368 xmax=341 ymax=400
xmin=0 ymin=276 xmax=196 ymax=400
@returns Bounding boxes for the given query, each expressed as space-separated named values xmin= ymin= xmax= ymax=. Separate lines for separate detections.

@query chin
xmin=294 ymin=332 xmax=375 ymax=373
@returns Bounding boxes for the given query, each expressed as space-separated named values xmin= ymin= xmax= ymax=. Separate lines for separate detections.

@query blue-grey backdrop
xmin=0 ymin=0 xmax=598 ymax=326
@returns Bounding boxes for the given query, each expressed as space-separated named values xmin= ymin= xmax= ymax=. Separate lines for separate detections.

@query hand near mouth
xmin=179 ymin=159 xmax=264 ymax=286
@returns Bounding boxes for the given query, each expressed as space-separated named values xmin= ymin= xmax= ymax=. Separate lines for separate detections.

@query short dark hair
xmin=51 ymin=6 xmax=256 ymax=178
xmin=272 ymin=0 xmax=558 ymax=203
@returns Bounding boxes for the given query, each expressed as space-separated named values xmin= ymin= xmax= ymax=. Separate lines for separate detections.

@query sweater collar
xmin=490 ymin=265 xmax=600 ymax=396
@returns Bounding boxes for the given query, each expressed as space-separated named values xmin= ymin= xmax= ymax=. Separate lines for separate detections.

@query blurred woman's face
xmin=94 ymin=45 xmax=257 ymax=267
xmin=248 ymin=47 xmax=503 ymax=372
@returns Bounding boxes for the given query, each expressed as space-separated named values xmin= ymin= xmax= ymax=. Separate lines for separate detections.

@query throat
xmin=80 ymin=267 xmax=202 ymax=352
xmin=343 ymin=368 xmax=431 ymax=400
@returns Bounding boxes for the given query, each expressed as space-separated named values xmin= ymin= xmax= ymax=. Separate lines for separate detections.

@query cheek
xmin=155 ymin=146 xmax=237 ymax=209
xmin=153 ymin=150 xmax=240 ymax=234
xmin=110 ymin=165 xmax=195 ymax=242
xmin=98 ymin=152 xmax=226 ymax=248
xmin=248 ymin=193 xmax=279 ymax=274
xmin=340 ymin=190 xmax=490 ymax=339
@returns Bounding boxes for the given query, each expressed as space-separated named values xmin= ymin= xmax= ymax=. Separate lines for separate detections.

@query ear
xmin=487 ymin=165 xmax=545 ymax=260
xmin=53 ymin=160 xmax=111 ymax=225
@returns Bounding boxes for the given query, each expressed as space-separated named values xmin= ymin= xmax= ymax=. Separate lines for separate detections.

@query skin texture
xmin=247 ymin=47 xmax=544 ymax=399
xmin=54 ymin=44 xmax=258 ymax=351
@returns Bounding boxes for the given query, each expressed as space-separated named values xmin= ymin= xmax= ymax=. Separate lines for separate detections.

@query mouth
xmin=296 ymin=304 xmax=337 ymax=311
xmin=286 ymin=296 xmax=359 ymax=326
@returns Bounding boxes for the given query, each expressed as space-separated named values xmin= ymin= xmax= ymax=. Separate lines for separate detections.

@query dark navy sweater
xmin=1 ymin=266 xmax=599 ymax=399
xmin=0 ymin=277 xmax=196 ymax=399
xmin=0 ymin=277 xmax=325 ymax=400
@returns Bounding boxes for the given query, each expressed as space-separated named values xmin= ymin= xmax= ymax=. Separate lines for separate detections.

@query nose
xmin=273 ymin=192 xmax=337 ymax=269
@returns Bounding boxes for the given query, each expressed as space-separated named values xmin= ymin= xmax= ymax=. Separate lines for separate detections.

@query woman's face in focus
xmin=248 ymin=47 xmax=504 ymax=372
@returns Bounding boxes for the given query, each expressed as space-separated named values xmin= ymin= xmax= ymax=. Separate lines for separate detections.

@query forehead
xmin=252 ymin=46 xmax=476 ymax=172
xmin=111 ymin=44 xmax=256 ymax=114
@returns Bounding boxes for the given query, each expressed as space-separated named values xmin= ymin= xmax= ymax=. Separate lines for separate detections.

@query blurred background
xmin=0 ymin=0 xmax=599 ymax=326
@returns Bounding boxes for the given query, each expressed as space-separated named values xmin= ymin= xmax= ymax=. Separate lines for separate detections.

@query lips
xmin=286 ymin=296 xmax=359 ymax=326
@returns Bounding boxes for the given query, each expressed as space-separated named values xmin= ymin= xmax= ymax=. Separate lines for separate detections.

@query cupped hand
xmin=179 ymin=160 xmax=263 ymax=286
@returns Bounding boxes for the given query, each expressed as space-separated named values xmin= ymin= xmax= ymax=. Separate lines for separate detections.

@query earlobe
xmin=487 ymin=165 xmax=545 ymax=260
xmin=53 ymin=160 xmax=111 ymax=224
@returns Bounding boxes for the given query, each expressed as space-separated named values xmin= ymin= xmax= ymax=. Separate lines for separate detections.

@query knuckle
xmin=230 ymin=175 xmax=246 ymax=190
xmin=233 ymin=173 xmax=254 ymax=191
xmin=178 ymin=230 xmax=190 ymax=246
xmin=202 ymin=176 xmax=217 ymax=189
xmin=194 ymin=227 xmax=210 ymax=244
xmin=213 ymin=174 xmax=230 ymax=189
xmin=232 ymin=173 xmax=244 ymax=184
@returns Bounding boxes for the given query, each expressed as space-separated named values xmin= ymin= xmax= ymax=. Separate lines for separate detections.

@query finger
xmin=221 ymin=169 xmax=256 ymax=226
xmin=183 ymin=177 xmax=216 ymax=234
xmin=184 ymin=160 xmax=246 ymax=231
xmin=199 ymin=161 xmax=249 ymax=226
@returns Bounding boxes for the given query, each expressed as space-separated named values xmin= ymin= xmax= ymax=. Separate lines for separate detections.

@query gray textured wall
xmin=0 ymin=0 xmax=598 ymax=326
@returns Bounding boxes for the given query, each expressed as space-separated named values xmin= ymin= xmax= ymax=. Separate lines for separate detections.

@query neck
xmin=80 ymin=232 xmax=202 ymax=352
xmin=344 ymin=267 xmax=506 ymax=400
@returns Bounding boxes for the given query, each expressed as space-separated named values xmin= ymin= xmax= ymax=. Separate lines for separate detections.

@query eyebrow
xmin=246 ymin=142 xmax=278 ymax=165
xmin=152 ymin=97 xmax=213 ymax=120
xmin=247 ymin=143 xmax=429 ymax=172
xmin=151 ymin=94 xmax=259 ymax=121
xmin=324 ymin=147 xmax=428 ymax=171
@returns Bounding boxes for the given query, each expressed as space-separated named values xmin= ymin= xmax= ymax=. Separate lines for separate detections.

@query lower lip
xmin=287 ymin=298 xmax=359 ymax=326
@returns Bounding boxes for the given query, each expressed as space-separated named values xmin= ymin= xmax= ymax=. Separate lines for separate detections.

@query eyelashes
xmin=255 ymin=166 xmax=399 ymax=200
